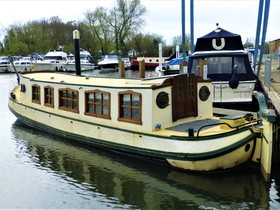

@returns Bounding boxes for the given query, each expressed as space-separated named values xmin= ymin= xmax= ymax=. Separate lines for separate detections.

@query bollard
xmin=179 ymin=61 xmax=187 ymax=74
xmin=119 ymin=60 xmax=125 ymax=78
xmin=199 ymin=59 xmax=207 ymax=78
xmin=139 ymin=60 xmax=145 ymax=78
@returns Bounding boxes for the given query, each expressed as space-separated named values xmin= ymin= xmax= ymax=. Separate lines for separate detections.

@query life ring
xmin=212 ymin=38 xmax=225 ymax=50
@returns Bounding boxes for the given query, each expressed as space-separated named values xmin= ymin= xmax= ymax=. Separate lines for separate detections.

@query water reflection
xmin=11 ymin=120 xmax=270 ymax=209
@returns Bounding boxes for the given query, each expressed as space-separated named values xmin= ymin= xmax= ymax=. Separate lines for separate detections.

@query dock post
xmin=179 ymin=61 xmax=187 ymax=74
xmin=199 ymin=59 xmax=207 ymax=78
xmin=119 ymin=60 xmax=125 ymax=78
xmin=253 ymin=91 xmax=276 ymax=181
xmin=260 ymin=116 xmax=275 ymax=181
xmin=139 ymin=59 xmax=145 ymax=78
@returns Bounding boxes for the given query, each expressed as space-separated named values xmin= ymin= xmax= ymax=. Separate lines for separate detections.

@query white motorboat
xmin=32 ymin=48 xmax=68 ymax=71
xmin=188 ymin=26 xmax=258 ymax=107
xmin=97 ymin=54 xmax=120 ymax=70
xmin=65 ymin=59 xmax=95 ymax=72
xmin=11 ymin=57 xmax=32 ymax=73
xmin=0 ymin=56 xmax=12 ymax=73
xmin=121 ymin=58 xmax=131 ymax=69
xmin=66 ymin=49 xmax=95 ymax=72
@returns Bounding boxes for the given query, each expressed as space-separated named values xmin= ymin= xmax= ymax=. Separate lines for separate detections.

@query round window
xmin=156 ymin=92 xmax=169 ymax=109
xmin=199 ymin=86 xmax=210 ymax=101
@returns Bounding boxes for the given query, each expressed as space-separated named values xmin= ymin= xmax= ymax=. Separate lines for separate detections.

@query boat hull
xmin=98 ymin=63 xmax=118 ymax=70
xmin=167 ymin=141 xmax=255 ymax=171
xmin=9 ymin=94 xmax=257 ymax=172
xmin=32 ymin=62 xmax=66 ymax=71
xmin=65 ymin=64 xmax=95 ymax=72
xmin=0 ymin=65 xmax=12 ymax=73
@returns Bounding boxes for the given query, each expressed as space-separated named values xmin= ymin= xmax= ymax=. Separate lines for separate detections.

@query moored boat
xmin=12 ymin=57 xmax=32 ymax=73
xmin=97 ymin=53 xmax=120 ymax=70
xmin=131 ymin=56 xmax=170 ymax=70
xmin=32 ymin=48 xmax=68 ymax=71
xmin=0 ymin=56 xmax=12 ymax=73
xmin=66 ymin=49 xmax=95 ymax=72
xmin=65 ymin=59 xmax=96 ymax=72
xmin=155 ymin=57 xmax=189 ymax=75
xmin=188 ymin=25 xmax=259 ymax=106
xmin=8 ymin=69 xmax=275 ymax=174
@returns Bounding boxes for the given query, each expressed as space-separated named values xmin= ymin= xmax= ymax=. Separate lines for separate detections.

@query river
xmin=1 ymin=72 xmax=280 ymax=209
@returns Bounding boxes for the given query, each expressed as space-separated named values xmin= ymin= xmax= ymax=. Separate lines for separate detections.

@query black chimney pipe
xmin=73 ymin=30 xmax=81 ymax=76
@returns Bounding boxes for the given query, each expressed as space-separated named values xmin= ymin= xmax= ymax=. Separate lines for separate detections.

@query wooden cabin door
xmin=172 ymin=74 xmax=198 ymax=121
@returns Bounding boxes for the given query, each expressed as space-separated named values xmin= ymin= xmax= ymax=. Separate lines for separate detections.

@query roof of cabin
xmin=21 ymin=71 xmax=170 ymax=88
xmin=194 ymin=27 xmax=244 ymax=52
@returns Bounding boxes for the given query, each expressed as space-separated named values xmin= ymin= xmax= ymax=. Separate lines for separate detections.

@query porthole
xmin=20 ymin=84 xmax=26 ymax=92
xmin=156 ymin=91 xmax=169 ymax=109
xmin=199 ymin=86 xmax=210 ymax=101
xmin=245 ymin=144 xmax=250 ymax=152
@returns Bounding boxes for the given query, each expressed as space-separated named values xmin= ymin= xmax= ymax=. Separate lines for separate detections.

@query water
xmin=1 ymin=72 xmax=280 ymax=209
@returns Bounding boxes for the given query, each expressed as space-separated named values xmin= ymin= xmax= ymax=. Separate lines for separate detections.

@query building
xmin=269 ymin=38 xmax=280 ymax=53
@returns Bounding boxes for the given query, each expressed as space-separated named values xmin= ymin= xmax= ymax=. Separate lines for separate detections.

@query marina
xmin=1 ymin=72 xmax=280 ymax=209
xmin=1 ymin=0 xmax=280 ymax=208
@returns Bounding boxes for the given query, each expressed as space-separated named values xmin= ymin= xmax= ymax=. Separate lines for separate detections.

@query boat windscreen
xmin=44 ymin=56 xmax=65 ymax=61
xmin=191 ymin=56 xmax=247 ymax=75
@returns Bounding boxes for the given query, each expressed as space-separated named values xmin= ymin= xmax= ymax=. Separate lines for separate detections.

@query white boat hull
xmin=12 ymin=65 xmax=32 ymax=73
xmin=0 ymin=65 xmax=12 ymax=73
xmin=65 ymin=63 xmax=95 ymax=72
xmin=9 ymin=89 xmax=256 ymax=172
xmin=32 ymin=62 xmax=66 ymax=71
xmin=212 ymin=81 xmax=256 ymax=103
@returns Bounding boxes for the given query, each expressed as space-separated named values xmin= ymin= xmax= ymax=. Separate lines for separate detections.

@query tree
xmin=128 ymin=33 xmax=165 ymax=57
xmin=244 ymin=38 xmax=255 ymax=49
xmin=2 ymin=17 xmax=81 ymax=56
xmin=107 ymin=0 xmax=146 ymax=56
xmin=84 ymin=8 xmax=114 ymax=56
xmin=171 ymin=34 xmax=191 ymax=52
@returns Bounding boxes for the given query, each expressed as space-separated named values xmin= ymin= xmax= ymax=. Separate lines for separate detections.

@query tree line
xmin=1 ymin=0 xmax=262 ymax=62
xmin=0 ymin=0 xmax=189 ymax=62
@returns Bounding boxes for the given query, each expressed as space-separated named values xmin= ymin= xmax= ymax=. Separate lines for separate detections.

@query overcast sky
xmin=0 ymin=0 xmax=279 ymax=45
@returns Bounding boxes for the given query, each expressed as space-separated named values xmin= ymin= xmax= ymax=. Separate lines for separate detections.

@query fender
xmin=212 ymin=38 xmax=225 ymax=50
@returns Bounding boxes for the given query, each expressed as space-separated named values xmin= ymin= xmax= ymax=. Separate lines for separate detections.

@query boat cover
xmin=194 ymin=28 xmax=244 ymax=52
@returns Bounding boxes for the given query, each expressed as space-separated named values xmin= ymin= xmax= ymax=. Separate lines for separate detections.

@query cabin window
xmin=44 ymin=86 xmax=54 ymax=108
xmin=191 ymin=56 xmax=247 ymax=75
xmin=207 ymin=57 xmax=232 ymax=74
xmin=233 ymin=56 xmax=246 ymax=73
xmin=85 ymin=90 xmax=111 ymax=119
xmin=118 ymin=91 xmax=142 ymax=124
xmin=32 ymin=84 xmax=40 ymax=104
xmin=58 ymin=88 xmax=79 ymax=113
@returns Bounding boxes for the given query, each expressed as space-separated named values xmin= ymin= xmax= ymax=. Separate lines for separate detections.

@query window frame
xmin=118 ymin=90 xmax=142 ymax=125
xmin=58 ymin=88 xmax=79 ymax=113
xmin=84 ymin=90 xmax=111 ymax=119
xmin=44 ymin=86 xmax=54 ymax=108
xmin=32 ymin=84 xmax=41 ymax=104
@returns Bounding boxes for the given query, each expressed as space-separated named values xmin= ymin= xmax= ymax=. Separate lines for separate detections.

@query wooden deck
xmin=167 ymin=118 xmax=219 ymax=132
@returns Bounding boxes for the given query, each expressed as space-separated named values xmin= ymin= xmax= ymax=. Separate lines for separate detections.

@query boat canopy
xmin=194 ymin=27 xmax=244 ymax=52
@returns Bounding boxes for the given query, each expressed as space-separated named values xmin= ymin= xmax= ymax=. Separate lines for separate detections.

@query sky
xmin=0 ymin=0 xmax=279 ymax=45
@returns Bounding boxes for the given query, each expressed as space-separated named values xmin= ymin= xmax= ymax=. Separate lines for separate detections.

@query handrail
xmin=196 ymin=119 xmax=260 ymax=137
xmin=254 ymin=91 xmax=276 ymax=122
